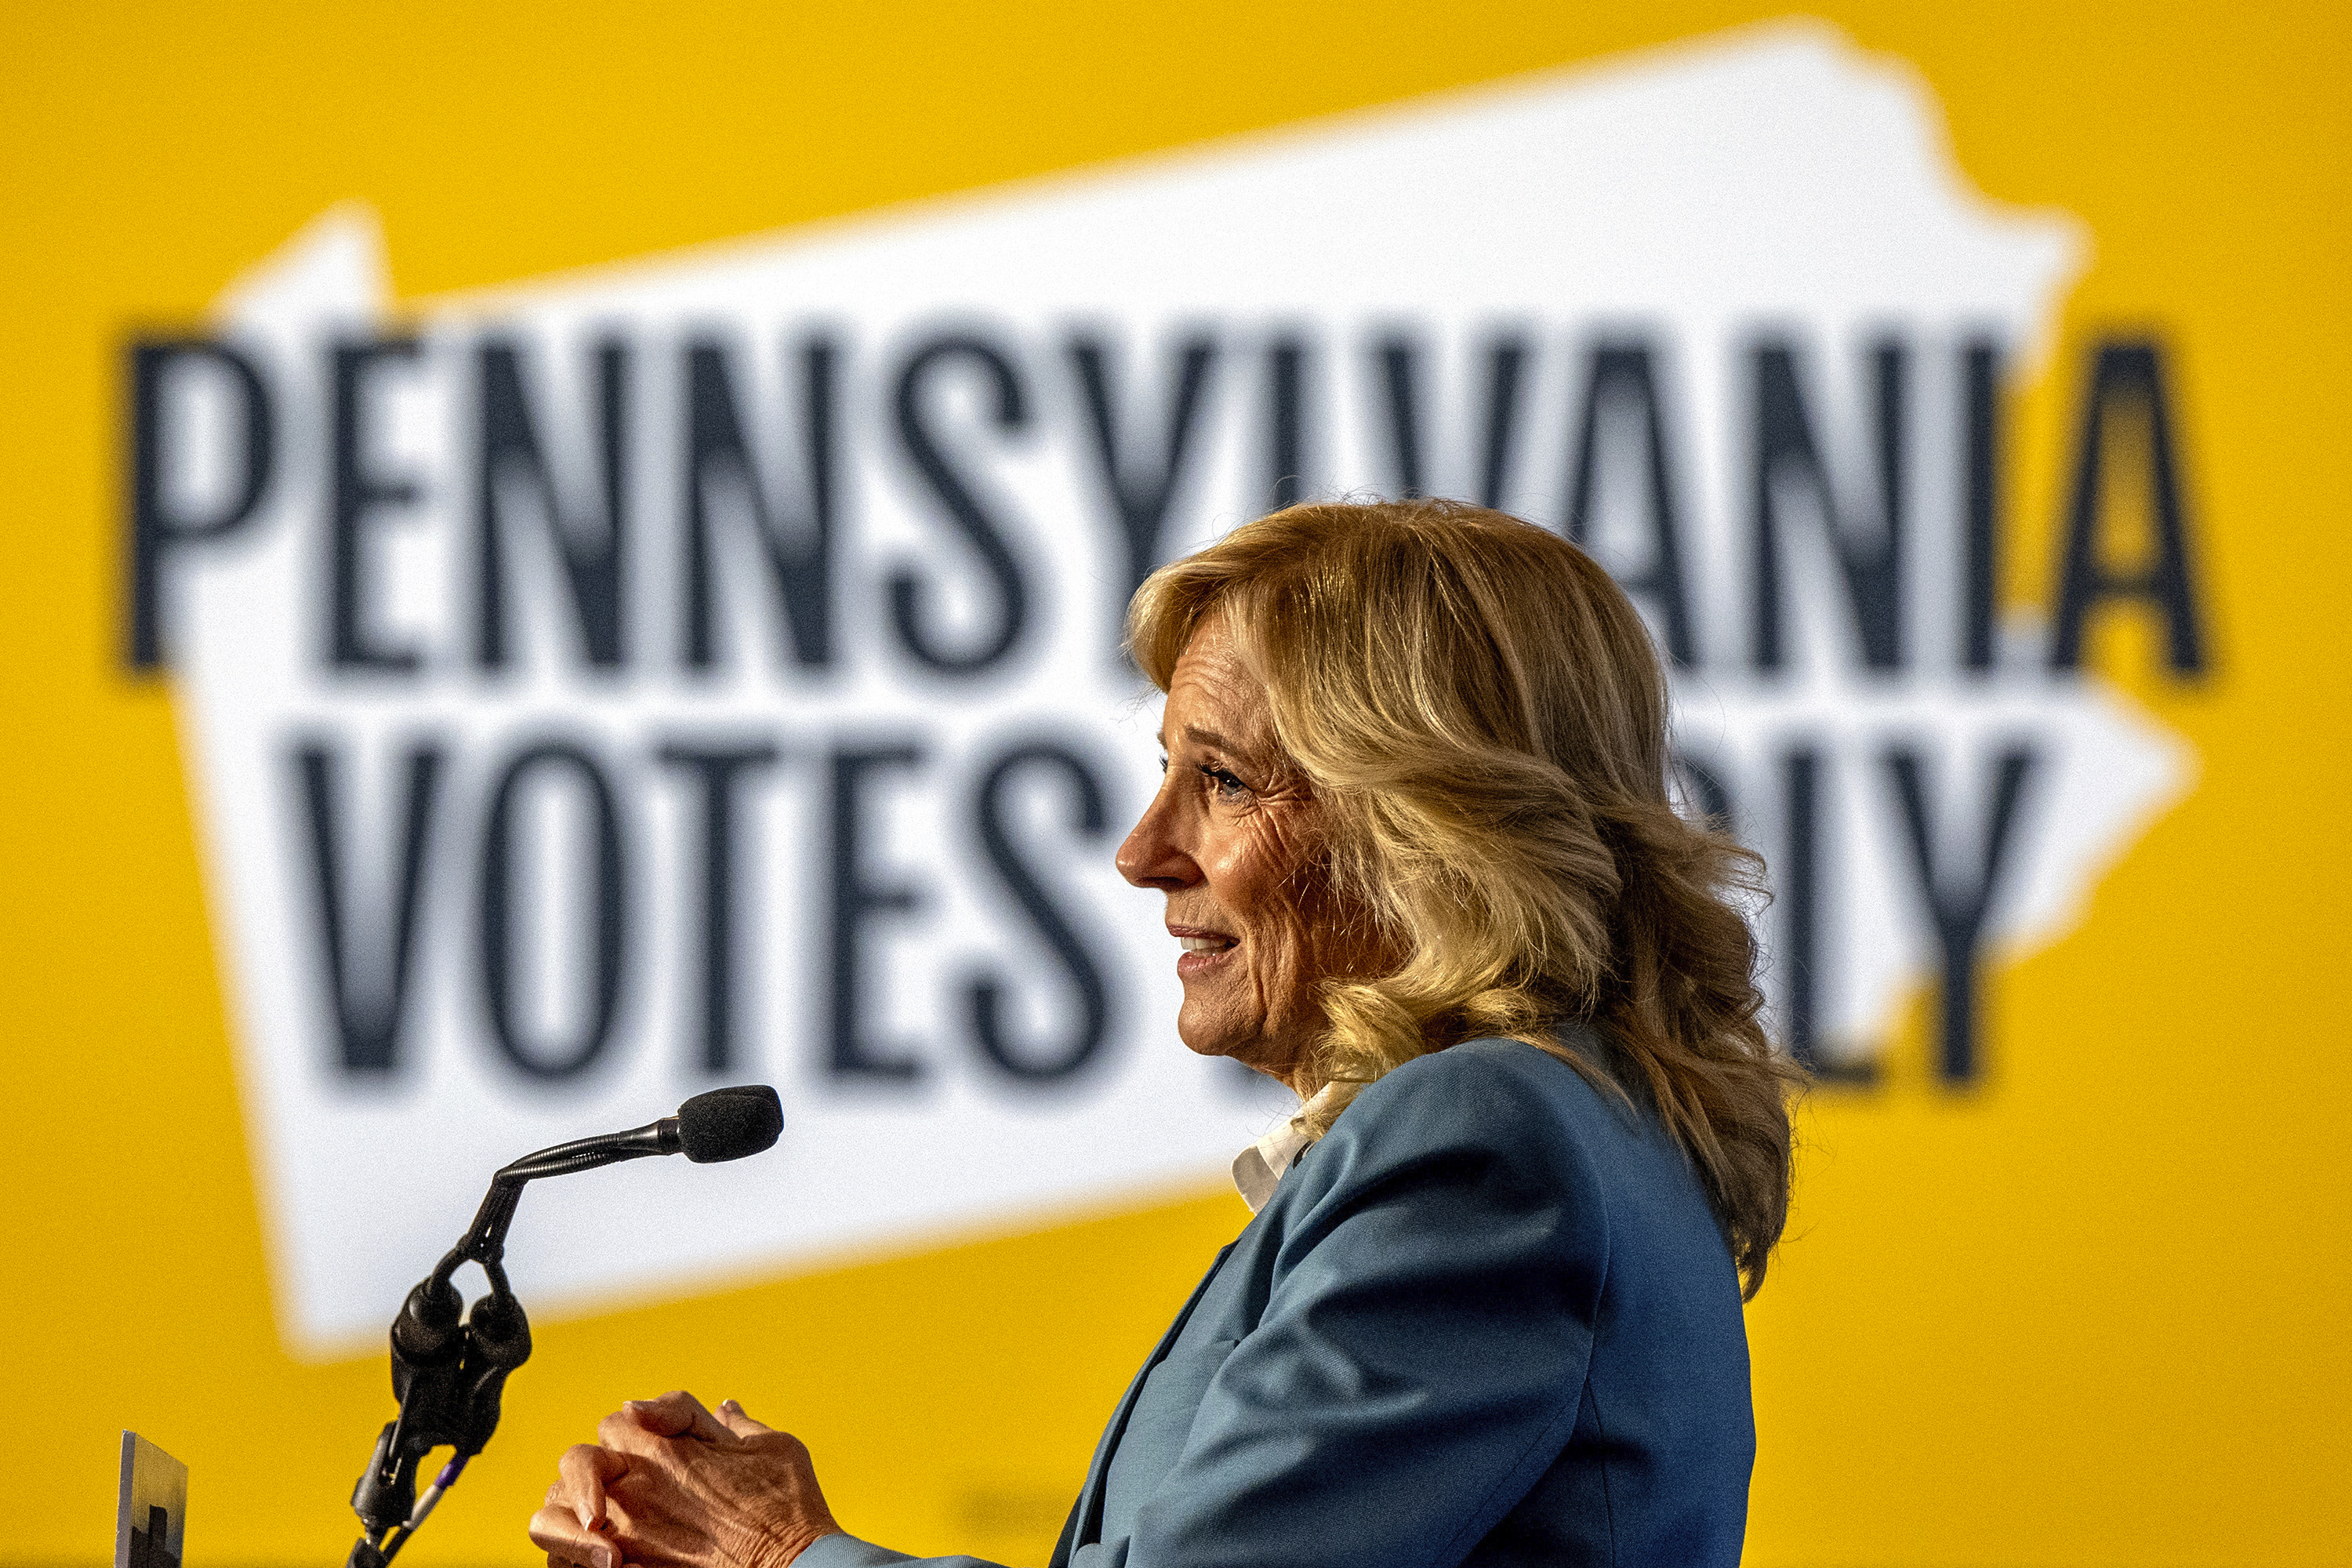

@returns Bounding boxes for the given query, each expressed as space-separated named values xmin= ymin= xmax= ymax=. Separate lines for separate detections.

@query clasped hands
xmin=529 ymin=1392 xmax=841 ymax=1568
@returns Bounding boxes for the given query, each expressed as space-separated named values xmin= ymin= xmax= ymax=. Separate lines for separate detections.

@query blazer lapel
xmin=1049 ymin=1243 xmax=1233 ymax=1567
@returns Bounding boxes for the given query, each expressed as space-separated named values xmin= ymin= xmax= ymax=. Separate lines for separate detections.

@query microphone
xmin=497 ymin=1083 xmax=786 ymax=1181
xmin=677 ymin=1083 xmax=789 ymax=1163
xmin=347 ymin=1086 xmax=783 ymax=1567
xmin=458 ymin=1085 xmax=785 ymax=1256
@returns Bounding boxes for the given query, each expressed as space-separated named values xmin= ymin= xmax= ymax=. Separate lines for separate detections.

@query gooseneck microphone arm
xmin=344 ymin=1086 xmax=783 ymax=1568
xmin=443 ymin=1115 xmax=684 ymax=1284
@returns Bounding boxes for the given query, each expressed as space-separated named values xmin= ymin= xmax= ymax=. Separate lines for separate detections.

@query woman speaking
xmin=528 ymin=499 xmax=1802 ymax=1568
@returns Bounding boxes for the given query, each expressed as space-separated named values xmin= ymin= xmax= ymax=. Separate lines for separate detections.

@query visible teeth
xmin=1180 ymin=936 xmax=1230 ymax=953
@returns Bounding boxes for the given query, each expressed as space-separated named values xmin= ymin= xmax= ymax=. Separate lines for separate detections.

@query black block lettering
xmin=1884 ymin=745 xmax=2038 ymax=1085
xmin=681 ymin=336 xmax=837 ymax=671
xmin=1265 ymin=333 xmax=1311 ymax=512
xmin=1069 ymin=331 xmax=1218 ymax=633
xmin=1750 ymin=339 xmax=1908 ymax=672
xmin=1779 ymin=744 xmax=1872 ymax=1082
xmin=967 ymin=741 xmax=1115 ymax=1083
xmin=474 ymin=337 xmax=630 ymax=670
xmin=477 ymin=740 xmax=629 ymax=1080
xmin=828 ymin=744 xmax=928 ymax=1080
xmin=1374 ymin=334 xmax=1425 ymax=498
xmin=1962 ymin=337 xmax=2002 ymax=673
xmin=1566 ymin=342 xmax=1697 ymax=668
xmin=888 ymin=336 xmax=1032 ymax=673
xmin=294 ymin=739 xmax=444 ymax=1074
xmin=657 ymin=742 xmax=781 ymax=1073
xmin=1374 ymin=332 xmax=1534 ymax=512
xmin=1476 ymin=334 xmax=1531 ymax=510
xmin=126 ymin=338 xmax=277 ymax=670
xmin=2048 ymin=339 xmax=2210 ymax=676
xmin=329 ymin=336 xmax=427 ymax=673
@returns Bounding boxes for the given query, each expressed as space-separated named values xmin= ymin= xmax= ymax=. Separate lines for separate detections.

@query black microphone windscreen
xmin=676 ymin=1085 xmax=783 ymax=1163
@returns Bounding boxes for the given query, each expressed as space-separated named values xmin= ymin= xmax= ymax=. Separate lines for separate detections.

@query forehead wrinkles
xmin=1164 ymin=612 xmax=1277 ymax=758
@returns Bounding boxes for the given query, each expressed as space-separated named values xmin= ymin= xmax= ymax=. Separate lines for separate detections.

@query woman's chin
xmin=1174 ymin=1004 xmax=1247 ymax=1062
xmin=1175 ymin=1022 xmax=1231 ymax=1059
xmin=1175 ymin=1018 xmax=1305 ymax=1091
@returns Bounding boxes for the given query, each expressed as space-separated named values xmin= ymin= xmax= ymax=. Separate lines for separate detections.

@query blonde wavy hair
xmin=1128 ymin=499 xmax=1802 ymax=1294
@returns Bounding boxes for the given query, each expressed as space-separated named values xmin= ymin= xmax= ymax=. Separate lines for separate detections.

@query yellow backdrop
xmin=4 ymin=3 xmax=2347 ymax=1566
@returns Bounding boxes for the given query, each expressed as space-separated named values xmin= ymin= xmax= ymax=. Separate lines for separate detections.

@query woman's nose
xmin=1116 ymin=790 xmax=1198 ymax=891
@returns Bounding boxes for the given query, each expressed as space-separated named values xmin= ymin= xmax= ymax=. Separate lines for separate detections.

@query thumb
xmin=716 ymin=1398 xmax=775 ymax=1439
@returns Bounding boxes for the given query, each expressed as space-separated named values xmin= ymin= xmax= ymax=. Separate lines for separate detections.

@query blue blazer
xmin=800 ymin=1036 xmax=1755 ymax=1568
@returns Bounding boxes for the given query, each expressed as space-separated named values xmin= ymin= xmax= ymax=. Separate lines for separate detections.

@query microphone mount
xmin=445 ymin=1114 xmax=684 ymax=1284
xmin=343 ymin=1087 xmax=782 ymax=1568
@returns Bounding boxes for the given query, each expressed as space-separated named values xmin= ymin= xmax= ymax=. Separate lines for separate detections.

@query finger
xmin=714 ymin=1398 xmax=775 ymax=1439
xmin=601 ymin=1500 xmax=685 ymax=1568
xmin=528 ymin=1502 xmax=619 ymax=1568
xmin=598 ymin=1401 xmax=707 ymax=1456
xmin=556 ymin=1443 xmax=629 ymax=1530
xmin=622 ymin=1389 xmax=732 ymax=1443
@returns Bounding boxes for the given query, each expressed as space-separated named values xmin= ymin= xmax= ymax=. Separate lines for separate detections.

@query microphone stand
xmin=343 ymin=1120 xmax=689 ymax=1568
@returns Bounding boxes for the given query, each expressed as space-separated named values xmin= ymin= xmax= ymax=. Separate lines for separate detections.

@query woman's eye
xmin=1199 ymin=763 xmax=1249 ymax=800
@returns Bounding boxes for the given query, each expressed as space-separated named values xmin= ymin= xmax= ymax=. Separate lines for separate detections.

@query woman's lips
xmin=1170 ymin=927 xmax=1236 ymax=979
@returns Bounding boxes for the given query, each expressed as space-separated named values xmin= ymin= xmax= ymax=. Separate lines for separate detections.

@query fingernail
xmin=720 ymin=1399 xmax=741 ymax=1412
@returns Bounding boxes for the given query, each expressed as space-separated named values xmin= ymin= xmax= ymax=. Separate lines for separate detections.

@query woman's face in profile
xmin=1117 ymin=615 xmax=1330 ymax=1090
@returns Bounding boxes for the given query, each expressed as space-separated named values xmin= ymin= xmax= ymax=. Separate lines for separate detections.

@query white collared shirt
xmin=1231 ymin=1083 xmax=1343 ymax=1213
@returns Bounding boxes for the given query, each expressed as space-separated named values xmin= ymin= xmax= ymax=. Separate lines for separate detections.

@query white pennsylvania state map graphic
xmin=138 ymin=23 xmax=2188 ymax=1351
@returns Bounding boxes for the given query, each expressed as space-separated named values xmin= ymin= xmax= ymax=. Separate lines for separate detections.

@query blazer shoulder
xmin=1288 ymin=1036 xmax=1617 ymax=1210
xmin=1355 ymin=1034 xmax=1625 ymax=1142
